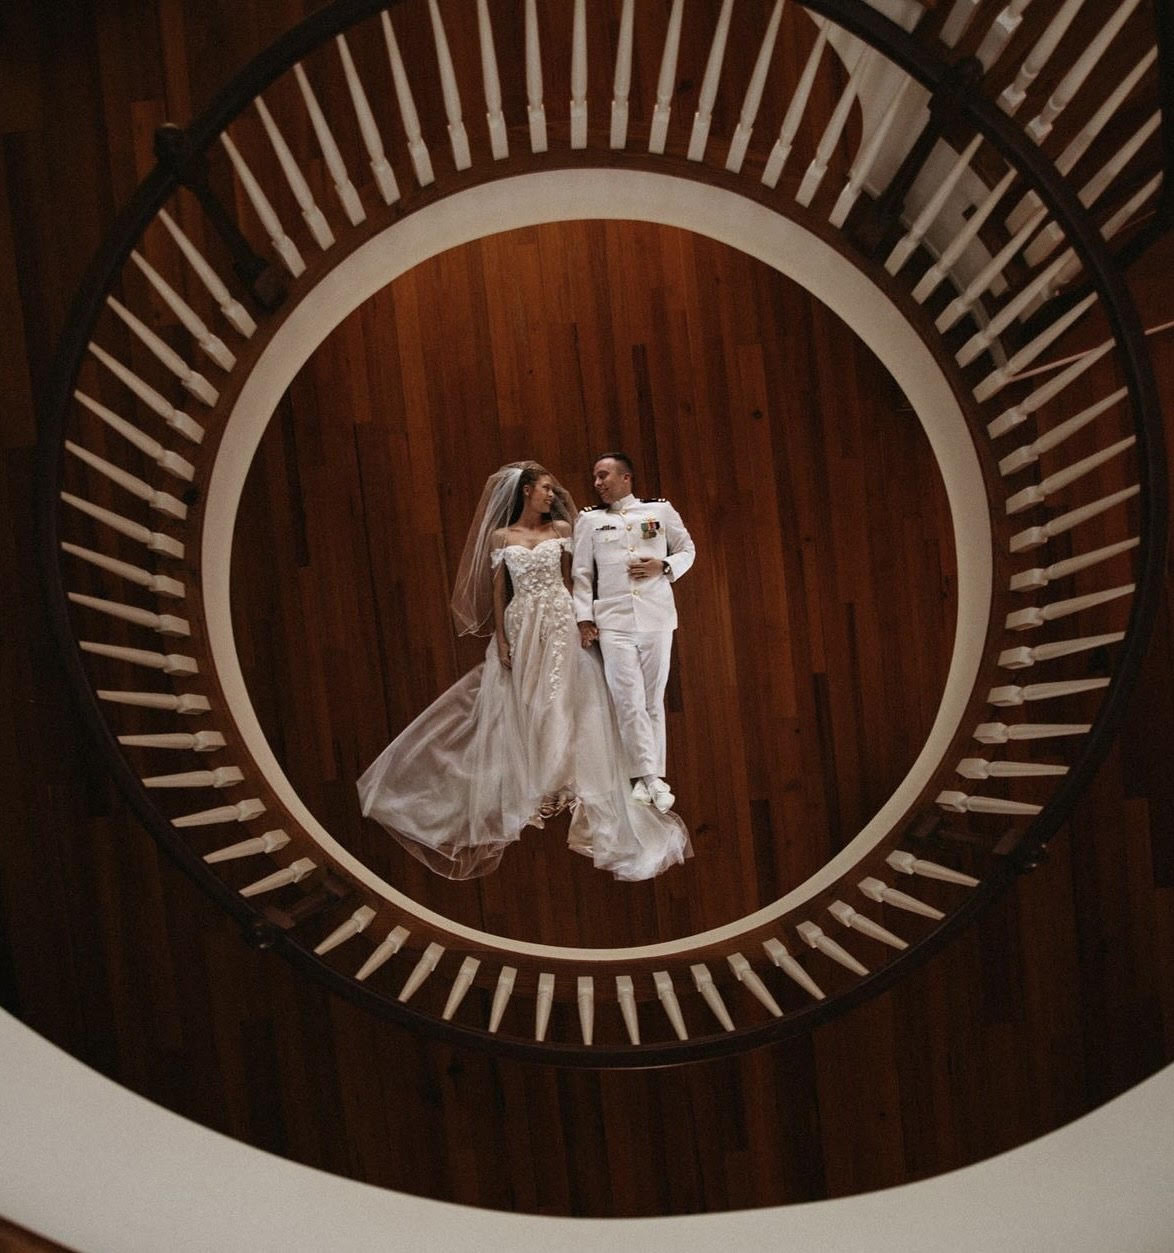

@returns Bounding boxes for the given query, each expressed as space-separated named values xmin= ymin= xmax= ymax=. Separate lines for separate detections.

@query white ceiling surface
xmin=3 ymin=1009 xmax=1174 ymax=1252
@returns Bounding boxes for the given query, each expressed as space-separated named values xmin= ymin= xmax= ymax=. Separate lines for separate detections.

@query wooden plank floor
xmin=1 ymin=0 xmax=1173 ymax=1222
xmin=230 ymin=218 xmax=956 ymax=948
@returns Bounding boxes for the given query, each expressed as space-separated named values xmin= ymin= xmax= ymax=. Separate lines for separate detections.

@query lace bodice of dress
xmin=493 ymin=536 xmax=571 ymax=603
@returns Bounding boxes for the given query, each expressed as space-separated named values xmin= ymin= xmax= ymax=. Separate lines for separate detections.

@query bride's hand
xmin=498 ymin=642 xmax=512 ymax=670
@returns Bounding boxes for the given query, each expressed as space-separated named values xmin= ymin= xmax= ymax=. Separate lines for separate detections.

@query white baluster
xmin=610 ymin=0 xmax=635 ymax=150
xmin=335 ymin=34 xmax=399 ymax=205
xmin=830 ymin=76 xmax=914 ymax=227
xmin=442 ymin=955 xmax=481 ymax=1020
xmin=858 ymin=877 xmax=945 ymax=920
xmin=828 ymin=900 xmax=907 ymax=950
xmin=653 ymin=971 xmax=688 ymax=1040
xmin=570 ymin=0 xmax=588 ymax=149
xmin=427 ymin=0 xmax=471 ymax=170
xmin=293 ymin=63 xmax=365 ymax=225
xmin=726 ymin=953 xmax=782 ymax=1018
xmin=762 ymin=937 xmax=825 ymax=1000
xmin=203 ymin=829 xmax=289 ymax=863
xmin=177 ymin=798 xmax=267 ymax=829
xmin=1006 ymin=50 xmax=1156 ymax=232
xmin=576 ymin=975 xmax=594 ymax=1045
xmin=80 ymin=641 xmax=196 ymax=675
xmin=1005 ymin=436 xmax=1136 ymax=515
xmin=1026 ymin=111 xmax=1162 ymax=266
xmin=254 ymin=95 xmax=335 ymax=249
xmin=220 ymin=132 xmax=307 ymax=276
xmin=934 ymin=206 xmax=1048 ymax=332
xmin=690 ymin=964 xmax=734 ymax=1031
xmin=797 ymin=45 xmax=874 ymax=206
xmin=988 ymin=677 xmax=1110 ymax=706
xmin=87 ymin=341 xmax=204 ymax=444
xmin=1026 ymin=0 xmax=1142 ymax=142
xmin=886 ymin=851 xmax=979 ymax=887
xmin=104 ymin=296 xmax=218 ymax=405
xmin=887 ymin=135 xmax=984 ymax=275
xmin=974 ymin=0 xmax=1033 ymax=70
xmin=988 ymin=339 xmax=1115 ymax=437
xmin=998 ymin=0 xmax=1087 ymax=115
xmin=763 ymin=27 xmax=828 ymax=188
xmin=940 ymin=0 xmax=981 ymax=48
xmin=381 ymin=13 xmax=435 ymax=185
xmin=1005 ymin=583 xmax=1134 ymax=631
xmin=975 ymin=293 xmax=1100 ymax=402
xmin=974 ymin=721 xmax=1090 ymax=743
xmin=1009 ymin=538 xmax=1138 ymax=592
xmin=121 ymin=730 xmax=224 ymax=751
xmin=534 ymin=972 xmax=555 ymax=1042
xmin=1010 ymin=485 xmax=1139 ymax=553
xmin=98 ymin=689 xmax=210 ymax=714
xmin=687 ymin=0 xmax=734 ymax=162
xmin=65 ymin=441 xmax=187 ymax=520
xmin=795 ymin=922 xmax=868 ymax=976
xmin=62 ymin=542 xmax=185 ymax=598
xmin=142 ymin=766 xmax=244 ymax=789
xmin=74 ymin=389 xmax=194 ymax=482
xmin=60 ymin=492 xmax=184 ymax=559
xmin=728 ymin=0 xmax=785 ymax=174
xmin=488 ymin=966 xmax=516 ymax=1033
xmin=956 ymin=252 xmax=1082 ymax=367
xmin=157 ymin=209 xmax=256 ymax=337
xmin=936 ymin=790 xmax=1043 ymax=816
xmin=355 ymin=925 xmax=410 ymax=981
xmin=649 ymin=0 xmax=684 ymax=155
xmin=967 ymin=289 xmax=1092 ymax=395
xmin=239 ymin=856 xmax=315 ymax=897
xmin=315 ymin=905 xmax=376 ymax=957
xmin=957 ymin=253 xmax=1087 ymax=370
xmin=911 ymin=167 xmax=1017 ymax=302
xmin=130 ymin=251 xmax=235 ymax=370
xmin=615 ymin=974 xmax=640 ymax=1044
xmin=998 ymin=631 xmax=1125 ymax=669
xmin=524 ymin=0 xmax=548 ymax=153
xmin=958 ymin=760 xmax=1066 ymax=782
xmin=68 ymin=591 xmax=189 ymax=637
xmin=399 ymin=942 xmax=444 ymax=1003
xmin=1050 ymin=173 xmax=1165 ymax=292
xmin=475 ymin=0 xmax=508 ymax=160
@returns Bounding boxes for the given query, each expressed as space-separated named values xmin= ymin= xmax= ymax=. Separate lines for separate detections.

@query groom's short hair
xmin=596 ymin=451 xmax=635 ymax=480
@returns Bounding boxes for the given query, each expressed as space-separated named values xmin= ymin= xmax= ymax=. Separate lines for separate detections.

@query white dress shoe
xmin=648 ymin=778 xmax=675 ymax=813
xmin=631 ymin=779 xmax=652 ymax=804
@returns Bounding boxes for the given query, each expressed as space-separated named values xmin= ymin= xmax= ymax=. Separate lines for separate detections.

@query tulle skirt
xmin=357 ymin=591 xmax=690 ymax=881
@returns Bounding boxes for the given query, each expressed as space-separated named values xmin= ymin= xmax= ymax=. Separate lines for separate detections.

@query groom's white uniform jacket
xmin=571 ymin=495 xmax=695 ymax=631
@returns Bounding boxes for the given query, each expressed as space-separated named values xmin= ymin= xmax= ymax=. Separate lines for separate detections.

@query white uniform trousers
xmin=597 ymin=628 xmax=674 ymax=778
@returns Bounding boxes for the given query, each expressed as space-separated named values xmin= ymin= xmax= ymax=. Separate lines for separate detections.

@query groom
xmin=573 ymin=453 xmax=695 ymax=813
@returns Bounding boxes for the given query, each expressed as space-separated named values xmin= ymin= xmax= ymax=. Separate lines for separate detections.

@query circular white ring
xmin=203 ymin=169 xmax=991 ymax=962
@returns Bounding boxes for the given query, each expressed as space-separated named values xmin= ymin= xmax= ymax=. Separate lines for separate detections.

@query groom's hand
xmin=578 ymin=621 xmax=598 ymax=648
xmin=628 ymin=556 xmax=661 ymax=580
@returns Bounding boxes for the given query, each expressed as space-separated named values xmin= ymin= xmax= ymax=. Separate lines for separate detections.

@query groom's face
xmin=593 ymin=459 xmax=631 ymax=505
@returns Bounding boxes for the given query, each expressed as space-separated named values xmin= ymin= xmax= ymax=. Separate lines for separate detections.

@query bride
xmin=357 ymin=461 xmax=691 ymax=881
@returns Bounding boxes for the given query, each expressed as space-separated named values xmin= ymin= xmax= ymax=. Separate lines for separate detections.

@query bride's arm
xmin=491 ymin=529 xmax=512 ymax=669
xmin=555 ymin=519 xmax=573 ymax=594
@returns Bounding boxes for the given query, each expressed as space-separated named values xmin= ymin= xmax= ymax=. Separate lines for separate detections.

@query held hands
xmin=578 ymin=621 xmax=599 ymax=649
xmin=628 ymin=556 xmax=662 ymax=581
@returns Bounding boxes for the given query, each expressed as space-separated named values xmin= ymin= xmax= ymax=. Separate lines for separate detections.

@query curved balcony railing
xmin=38 ymin=0 xmax=1168 ymax=1064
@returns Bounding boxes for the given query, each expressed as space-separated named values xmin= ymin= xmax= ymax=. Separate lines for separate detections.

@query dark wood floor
xmin=2 ymin=0 xmax=1173 ymax=1221
xmin=229 ymin=218 xmax=955 ymax=948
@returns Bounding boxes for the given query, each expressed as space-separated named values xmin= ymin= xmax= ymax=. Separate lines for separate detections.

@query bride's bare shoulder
xmin=553 ymin=519 xmax=572 ymax=537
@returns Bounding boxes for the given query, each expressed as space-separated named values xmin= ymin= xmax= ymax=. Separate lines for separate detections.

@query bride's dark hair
xmin=507 ymin=463 xmax=553 ymax=525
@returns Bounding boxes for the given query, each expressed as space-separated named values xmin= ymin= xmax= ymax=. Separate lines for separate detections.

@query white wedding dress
xmin=357 ymin=537 xmax=691 ymax=881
